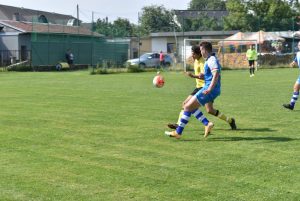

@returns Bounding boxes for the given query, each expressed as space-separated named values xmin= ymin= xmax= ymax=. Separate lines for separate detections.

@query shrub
xmin=127 ymin=64 xmax=145 ymax=73
xmin=7 ymin=65 xmax=33 ymax=72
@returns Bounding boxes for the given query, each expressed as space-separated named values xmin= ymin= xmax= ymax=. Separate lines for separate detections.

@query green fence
xmin=31 ymin=33 xmax=128 ymax=67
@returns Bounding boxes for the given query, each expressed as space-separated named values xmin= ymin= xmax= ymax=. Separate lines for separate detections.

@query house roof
xmin=0 ymin=20 xmax=102 ymax=37
xmin=0 ymin=4 xmax=75 ymax=25
xmin=150 ymin=30 xmax=239 ymax=37
xmin=174 ymin=10 xmax=228 ymax=19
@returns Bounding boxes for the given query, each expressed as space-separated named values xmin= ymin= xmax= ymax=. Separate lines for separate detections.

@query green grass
xmin=0 ymin=69 xmax=299 ymax=201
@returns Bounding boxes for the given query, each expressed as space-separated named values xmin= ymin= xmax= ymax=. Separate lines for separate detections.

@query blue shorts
xmin=297 ymin=76 xmax=300 ymax=84
xmin=195 ymin=88 xmax=220 ymax=106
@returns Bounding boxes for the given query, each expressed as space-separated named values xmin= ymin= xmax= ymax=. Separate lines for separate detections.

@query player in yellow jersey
xmin=167 ymin=45 xmax=236 ymax=133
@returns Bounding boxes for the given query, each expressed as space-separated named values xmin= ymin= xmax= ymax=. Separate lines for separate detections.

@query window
xmin=38 ymin=15 xmax=48 ymax=23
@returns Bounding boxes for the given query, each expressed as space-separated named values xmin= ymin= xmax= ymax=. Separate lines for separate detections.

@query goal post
xmin=183 ymin=38 xmax=258 ymax=71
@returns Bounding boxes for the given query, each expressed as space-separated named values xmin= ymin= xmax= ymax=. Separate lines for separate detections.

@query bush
xmin=127 ymin=64 xmax=145 ymax=73
xmin=7 ymin=65 xmax=33 ymax=72
xmin=258 ymin=53 xmax=293 ymax=67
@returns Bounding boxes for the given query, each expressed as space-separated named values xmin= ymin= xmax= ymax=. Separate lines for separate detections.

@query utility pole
xmin=138 ymin=12 xmax=141 ymax=68
xmin=77 ymin=4 xmax=79 ymax=26
xmin=292 ymin=17 xmax=295 ymax=55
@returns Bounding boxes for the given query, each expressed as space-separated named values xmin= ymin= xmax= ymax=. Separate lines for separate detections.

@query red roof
xmin=0 ymin=20 xmax=101 ymax=36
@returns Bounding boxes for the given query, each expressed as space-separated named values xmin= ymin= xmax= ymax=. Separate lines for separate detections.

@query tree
xmin=177 ymin=0 xmax=227 ymax=31
xmin=139 ymin=5 xmax=176 ymax=35
xmin=188 ymin=0 xmax=226 ymax=10
xmin=224 ymin=0 xmax=300 ymax=32
xmin=223 ymin=0 xmax=252 ymax=31
xmin=112 ymin=18 xmax=135 ymax=37
xmin=95 ymin=17 xmax=137 ymax=37
xmin=247 ymin=0 xmax=296 ymax=31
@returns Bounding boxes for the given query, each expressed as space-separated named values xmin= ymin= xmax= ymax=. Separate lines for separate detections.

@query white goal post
xmin=183 ymin=38 xmax=258 ymax=71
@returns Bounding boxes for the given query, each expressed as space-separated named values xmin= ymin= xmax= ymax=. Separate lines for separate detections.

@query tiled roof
xmin=0 ymin=20 xmax=102 ymax=36
xmin=0 ymin=4 xmax=74 ymax=24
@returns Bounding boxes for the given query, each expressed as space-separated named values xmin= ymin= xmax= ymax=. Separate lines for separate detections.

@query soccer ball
xmin=153 ymin=73 xmax=165 ymax=88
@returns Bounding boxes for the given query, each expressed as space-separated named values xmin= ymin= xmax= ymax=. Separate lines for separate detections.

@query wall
xmin=0 ymin=33 xmax=19 ymax=63
xmin=140 ymin=37 xmax=151 ymax=55
xmin=151 ymin=37 xmax=167 ymax=53
xmin=0 ymin=33 xmax=19 ymax=50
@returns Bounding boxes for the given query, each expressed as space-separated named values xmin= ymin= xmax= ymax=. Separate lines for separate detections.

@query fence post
xmin=1 ymin=51 xmax=3 ymax=66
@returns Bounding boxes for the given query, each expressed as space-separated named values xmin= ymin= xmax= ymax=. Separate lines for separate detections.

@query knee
xmin=294 ymin=84 xmax=300 ymax=92
xmin=183 ymin=104 xmax=192 ymax=112
xmin=183 ymin=102 xmax=197 ymax=112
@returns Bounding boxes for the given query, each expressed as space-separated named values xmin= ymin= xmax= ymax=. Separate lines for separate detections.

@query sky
xmin=2 ymin=0 xmax=191 ymax=24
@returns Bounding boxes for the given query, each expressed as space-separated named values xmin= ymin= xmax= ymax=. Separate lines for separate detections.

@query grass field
xmin=0 ymin=69 xmax=299 ymax=201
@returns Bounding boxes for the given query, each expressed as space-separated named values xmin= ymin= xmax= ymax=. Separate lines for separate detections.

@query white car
xmin=126 ymin=53 xmax=172 ymax=68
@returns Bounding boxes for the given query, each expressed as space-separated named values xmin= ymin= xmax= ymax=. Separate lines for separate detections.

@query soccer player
xmin=167 ymin=46 xmax=236 ymax=134
xmin=282 ymin=41 xmax=300 ymax=110
xmin=166 ymin=46 xmax=212 ymax=136
xmin=166 ymin=41 xmax=224 ymax=138
xmin=246 ymin=45 xmax=257 ymax=77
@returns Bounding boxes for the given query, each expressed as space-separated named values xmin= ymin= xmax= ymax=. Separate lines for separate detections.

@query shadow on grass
xmin=215 ymin=127 xmax=277 ymax=132
xmin=209 ymin=136 xmax=297 ymax=142
xmin=179 ymin=135 xmax=298 ymax=142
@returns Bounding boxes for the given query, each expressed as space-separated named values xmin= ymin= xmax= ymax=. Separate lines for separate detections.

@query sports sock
xmin=176 ymin=111 xmax=191 ymax=134
xmin=176 ymin=110 xmax=184 ymax=125
xmin=192 ymin=109 xmax=209 ymax=126
xmin=252 ymin=67 xmax=255 ymax=74
xmin=215 ymin=110 xmax=232 ymax=123
xmin=290 ymin=91 xmax=299 ymax=108
xmin=249 ymin=68 xmax=252 ymax=75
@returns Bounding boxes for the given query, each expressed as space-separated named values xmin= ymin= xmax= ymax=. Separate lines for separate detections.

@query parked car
xmin=126 ymin=53 xmax=172 ymax=68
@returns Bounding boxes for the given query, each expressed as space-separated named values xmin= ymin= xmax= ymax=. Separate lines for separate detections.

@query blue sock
xmin=176 ymin=111 xmax=191 ymax=135
xmin=290 ymin=92 xmax=299 ymax=108
xmin=192 ymin=109 xmax=209 ymax=126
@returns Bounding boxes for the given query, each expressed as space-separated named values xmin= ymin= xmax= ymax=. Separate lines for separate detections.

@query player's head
xmin=199 ymin=41 xmax=212 ymax=58
xmin=191 ymin=45 xmax=201 ymax=59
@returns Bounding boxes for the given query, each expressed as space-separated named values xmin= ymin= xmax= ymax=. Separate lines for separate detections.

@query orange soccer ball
xmin=153 ymin=73 xmax=165 ymax=88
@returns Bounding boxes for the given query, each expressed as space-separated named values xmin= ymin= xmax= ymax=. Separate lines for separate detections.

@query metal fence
xmin=0 ymin=50 xmax=31 ymax=66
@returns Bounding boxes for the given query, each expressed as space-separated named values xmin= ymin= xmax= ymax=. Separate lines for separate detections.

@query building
xmin=0 ymin=4 xmax=79 ymax=25
xmin=0 ymin=4 xmax=128 ymax=67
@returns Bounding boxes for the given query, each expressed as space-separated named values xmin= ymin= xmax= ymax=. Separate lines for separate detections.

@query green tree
xmin=223 ymin=0 xmax=251 ymax=31
xmin=95 ymin=17 xmax=137 ymax=37
xmin=224 ymin=0 xmax=299 ymax=31
xmin=177 ymin=0 xmax=227 ymax=31
xmin=139 ymin=5 xmax=176 ymax=35
xmin=112 ymin=18 xmax=135 ymax=37
xmin=247 ymin=0 xmax=295 ymax=31
xmin=95 ymin=17 xmax=112 ymax=36
xmin=188 ymin=0 xmax=226 ymax=10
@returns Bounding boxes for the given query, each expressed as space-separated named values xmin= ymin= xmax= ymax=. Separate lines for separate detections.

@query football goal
xmin=183 ymin=38 xmax=258 ymax=71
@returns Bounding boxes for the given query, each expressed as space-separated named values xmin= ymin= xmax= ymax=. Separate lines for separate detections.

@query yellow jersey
xmin=246 ymin=49 xmax=257 ymax=60
xmin=194 ymin=57 xmax=205 ymax=88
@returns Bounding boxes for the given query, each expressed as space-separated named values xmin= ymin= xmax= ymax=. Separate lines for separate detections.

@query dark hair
xmin=200 ymin=41 xmax=212 ymax=53
xmin=192 ymin=45 xmax=201 ymax=56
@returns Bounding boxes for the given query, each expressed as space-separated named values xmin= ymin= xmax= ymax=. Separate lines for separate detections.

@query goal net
xmin=183 ymin=39 xmax=258 ymax=71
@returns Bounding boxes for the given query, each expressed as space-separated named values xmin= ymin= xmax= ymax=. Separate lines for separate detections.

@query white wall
xmin=0 ymin=33 xmax=19 ymax=50
xmin=151 ymin=37 xmax=167 ymax=53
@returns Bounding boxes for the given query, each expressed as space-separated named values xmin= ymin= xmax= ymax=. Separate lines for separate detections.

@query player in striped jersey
xmin=166 ymin=44 xmax=236 ymax=138
xmin=167 ymin=41 xmax=223 ymax=138
xmin=283 ymin=41 xmax=300 ymax=110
